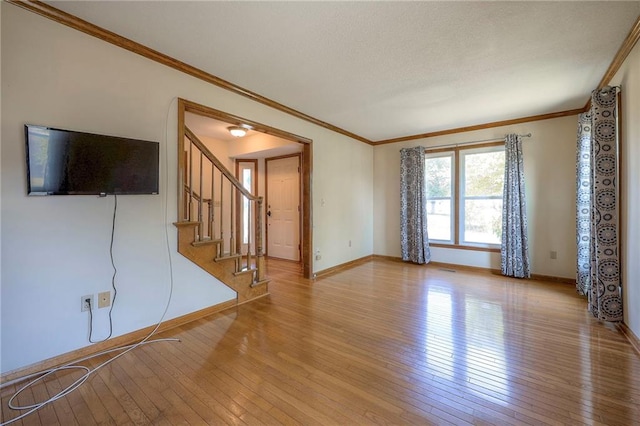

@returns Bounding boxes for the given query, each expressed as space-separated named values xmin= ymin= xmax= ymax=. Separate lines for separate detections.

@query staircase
xmin=174 ymin=126 xmax=269 ymax=304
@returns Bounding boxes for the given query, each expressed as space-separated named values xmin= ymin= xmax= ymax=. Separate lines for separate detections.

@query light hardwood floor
xmin=2 ymin=258 xmax=639 ymax=425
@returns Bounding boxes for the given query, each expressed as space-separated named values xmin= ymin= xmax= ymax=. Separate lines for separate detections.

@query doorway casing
xmin=178 ymin=98 xmax=313 ymax=278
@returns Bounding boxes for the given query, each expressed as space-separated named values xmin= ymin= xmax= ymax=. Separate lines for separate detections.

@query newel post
xmin=256 ymin=197 xmax=265 ymax=281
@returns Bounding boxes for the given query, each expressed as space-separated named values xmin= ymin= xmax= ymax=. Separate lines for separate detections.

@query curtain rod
xmin=400 ymin=133 xmax=531 ymax=152
xmin=596 ymin=85 xmax=620 ymax=95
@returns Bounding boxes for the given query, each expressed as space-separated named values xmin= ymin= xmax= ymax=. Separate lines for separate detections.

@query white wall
xmin=610 ymin=40 xmax=640 ymax=340
xmin=373 ymin=116 xmax=578 ymax=279
xmin=314 ymin=135 xmax=374 ymax=269
xmin=0 ymin=3 xmax=374 ymax=373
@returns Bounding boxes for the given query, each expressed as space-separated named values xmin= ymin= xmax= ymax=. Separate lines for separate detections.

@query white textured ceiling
xmin=185 ymin=112 xmax=302 ymax=159
xmin=185 ymin=112 xmax=257 ymax=143
xmin=45 ymin=1 xmax=640 ymax=142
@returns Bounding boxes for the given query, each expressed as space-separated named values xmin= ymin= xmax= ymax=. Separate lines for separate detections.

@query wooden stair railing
xmin=174 ymin=126 xmax=268 ymax=304
xmin=183 ymin=185 xmax=213 ymax=238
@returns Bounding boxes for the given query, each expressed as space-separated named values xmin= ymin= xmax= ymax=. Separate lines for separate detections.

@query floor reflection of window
xmin=426 ymin=289 xmax=454 ymax=380
xmin=424 ymin=289 xmax=510 ymax=403
xmin=578 ymin=328 xmax=593 ymax=419
xmin=465 ymin=297 xmax=509 ymax=402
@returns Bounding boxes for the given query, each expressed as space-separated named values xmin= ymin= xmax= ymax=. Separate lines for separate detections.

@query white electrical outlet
xmin=81 ymin=294 xmax=94 ymax=312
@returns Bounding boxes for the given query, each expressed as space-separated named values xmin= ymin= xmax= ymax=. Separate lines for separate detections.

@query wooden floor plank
xmin=60 ymin=378 xmax=99 ymax=426
xmin=42 ymin=375 xmax=78 ymax=426
xmin=135 ymin=341 xmax=246 ymax=425
xmin=2 ymin=258 xmax=640 ymax=425
xmin=91 ymin=364 xmax=149 ymax=425
xmin=1 ymin=383 xmax=26 ymax=425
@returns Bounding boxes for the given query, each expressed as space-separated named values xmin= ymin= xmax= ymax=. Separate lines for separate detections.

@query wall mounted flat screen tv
xmin=25 ymin=124 xmax=159 ymax=196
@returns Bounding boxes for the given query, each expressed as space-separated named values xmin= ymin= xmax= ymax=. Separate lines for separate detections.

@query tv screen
xmin=25 ymin=124 xmax=159 ymax=196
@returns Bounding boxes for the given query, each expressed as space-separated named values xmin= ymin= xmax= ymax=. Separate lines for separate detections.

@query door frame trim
xmin=178 ymin=98 xmax=313 ymax=278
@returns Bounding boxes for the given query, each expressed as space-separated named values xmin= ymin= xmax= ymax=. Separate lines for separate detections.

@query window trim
xmin=425 ymin=141 xmax=504 ymax=252
xmin=424 ymin=151 xmax=455 ymax=244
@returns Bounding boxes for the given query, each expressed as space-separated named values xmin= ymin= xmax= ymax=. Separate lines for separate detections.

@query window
xmin=425 ymin=143 xmax=505 ymax=249
xmin=236 ymin=160 xmax=257 ymax=252
xmin=425 ymin=153 xmax=454 ymax=242
xmin=241 ymin=168 xmax=253 ymax=244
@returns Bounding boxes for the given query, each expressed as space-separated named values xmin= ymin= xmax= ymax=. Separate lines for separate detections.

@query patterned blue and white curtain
xmin=501 ymin=134 xmax=531 ymax=278
xmin=400 ymin=146 xmax=431 ymax=264
xmin=576 ymin=86 xmax=622 ymax=322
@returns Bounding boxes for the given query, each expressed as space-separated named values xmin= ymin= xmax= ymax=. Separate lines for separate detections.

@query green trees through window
xmin=425 ymin=143 xmax=505 ymax=247
xmin=425 ymin=154 xmax=453 ymax=241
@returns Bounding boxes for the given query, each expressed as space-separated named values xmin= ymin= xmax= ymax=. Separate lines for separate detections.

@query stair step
xmin=215 ymin=253 xmax=241 ymax=262
xmin=234 ymin=267 xmax=257 ymax=277
xmin=174 ymin=206 xmax=267 ymax=305
xmin=173 ymin=221 xmax=200 ymax=228
xmin=250 ymin=279 xmax=270 ymax=288
xmin=192 ymin=238 xmax=223 ymax=247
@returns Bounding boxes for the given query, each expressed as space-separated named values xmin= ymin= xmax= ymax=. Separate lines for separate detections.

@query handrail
xmin=182 ymin=125 xmax=265 ymax=284
xmin=184 ymin=127 xmax=259 ymax=202
xmin=184 ymin=184 xmax=211 ymax=203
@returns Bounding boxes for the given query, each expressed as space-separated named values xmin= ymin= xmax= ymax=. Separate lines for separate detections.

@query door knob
xmin=267 ymin=210 xmax=271 ymax=217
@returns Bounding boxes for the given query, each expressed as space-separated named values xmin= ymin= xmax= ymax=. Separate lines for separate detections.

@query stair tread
xmin=215 ymin=253 xmax=241 ymax=262
xmin=251 ymin=279 xmax=270 ymax=288
xmin=175 ymin=213 xmax=267 ymax=305
xmin=173 ymin=221 xmax=200 ymax=228
xmin=234 ymin=267 xmax=257 ymax=277
xmin=192 ymin=238 xmax=223 ymax=247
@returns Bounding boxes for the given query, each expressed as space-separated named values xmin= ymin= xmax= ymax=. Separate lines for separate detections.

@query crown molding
xmin=583 ymin=14 xmax=640 ymax=112
xmin=373 ymin=108 xmax=585 ymax=145
xmin=594 ymin=15 xmax=640 ymax=95
xmin=8 ymin=1 xmax=639 ymax=147
xmin=6 ymin=0 xmax=373 ymax=145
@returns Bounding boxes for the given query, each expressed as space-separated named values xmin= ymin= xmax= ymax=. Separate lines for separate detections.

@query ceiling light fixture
xmin=227 ymin=126 xmax=248 ymax=138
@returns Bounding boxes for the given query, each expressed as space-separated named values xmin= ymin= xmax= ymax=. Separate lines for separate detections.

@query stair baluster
xmin=175 ymin=126 xmax=268 ymax=301
xmin=188 ymin=139 xmax=193 ymax=223
xmin=230 ymin=185 xmax=235 ymax=258
xmin=210 ymin=164 xmax=215 ymax=241
xmin=247 ymin=192 xmax=252 ymax=271
xmin=197 ymin=151 xmax=204 ymax=241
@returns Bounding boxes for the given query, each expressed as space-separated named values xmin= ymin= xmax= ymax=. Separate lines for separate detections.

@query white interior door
xmin=267 ymin=156 xmax=300 ymax=261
